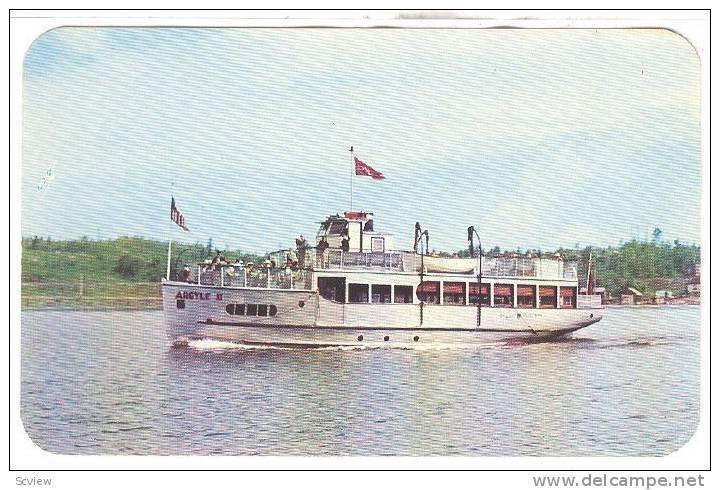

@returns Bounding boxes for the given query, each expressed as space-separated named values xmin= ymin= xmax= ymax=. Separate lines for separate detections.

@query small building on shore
xmin=580 ymin=286 xmax=608 ymax=303
xmin=621 ymin=287 xmax=643 ymax=305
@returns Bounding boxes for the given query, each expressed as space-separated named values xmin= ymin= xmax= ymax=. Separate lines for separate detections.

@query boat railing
xmin=268 ymin=247 xmax=405 ymax=271
xmin=321 ymin=249 xmax=404 ymax=271
xmin=482 ymin=257 xmax=577 ymax=280
xmin=178 ymin=252 xmax=578 ymax=283
xmin=179 ymin=264 xmax=313 ymax=290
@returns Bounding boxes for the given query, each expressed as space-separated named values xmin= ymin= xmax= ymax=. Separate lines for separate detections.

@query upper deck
xmin=268 ymin=248 xmax=577 ymax=281
xmin=171 ymin=209 xmax=579 ymax=292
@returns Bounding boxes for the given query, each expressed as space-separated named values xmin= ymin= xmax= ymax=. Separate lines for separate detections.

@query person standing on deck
xmin=295 ymin=234 xmax=307 ymax=268
xmin=316 ymin=236 xmax=329 ymax=267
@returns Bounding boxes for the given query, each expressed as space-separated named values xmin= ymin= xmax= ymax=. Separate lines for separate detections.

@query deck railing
xmin=176 ymin=252 xmax=577 ymax=285
xmin=322 ymin=250 xmax=404 ymax=271
xmin=180 ymin=265 xmax=312 ymax=290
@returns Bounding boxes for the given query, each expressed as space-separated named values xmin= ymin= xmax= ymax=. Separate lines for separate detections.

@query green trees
xmin=578 ymin=240 xmax=699 ymax=297
xmin=112 ymin=254 xmax=137 ymax=278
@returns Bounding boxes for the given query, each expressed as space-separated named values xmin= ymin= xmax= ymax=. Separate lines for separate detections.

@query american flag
xmin=354 ymin=157 xmax=385 ymax=180
xmin=170 ymin=197 xmax=190 ymax=231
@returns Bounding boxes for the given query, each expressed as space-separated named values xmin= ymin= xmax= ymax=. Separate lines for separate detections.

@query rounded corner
xmin=22 ymin=25 xmax=78 ymax=76
xmin=656 ymin=409 xmax=702 ymax=458
xmin=19 ymin=408 xmax=65 ymax=456
xmin=658 ymin=27 xmax=702 ymax=66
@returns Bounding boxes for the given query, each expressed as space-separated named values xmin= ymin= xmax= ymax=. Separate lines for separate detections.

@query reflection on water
xmin=21 ymin=307 xmax=700 ymax=456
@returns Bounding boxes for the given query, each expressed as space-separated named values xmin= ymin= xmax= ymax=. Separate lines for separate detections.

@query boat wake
xmin=175 ymin=335 xmax=678 ymax=353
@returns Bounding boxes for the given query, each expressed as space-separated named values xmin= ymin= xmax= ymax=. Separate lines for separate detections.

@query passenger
xmin=316 ymin=236 xmax=329 ymax=264
xmin=296 ymin=234 xmax=307 ymax=268
xmin=211 ymin=250 xmax=223 ymax=269
xmin=341 ymin=233 xmax=350 ymax=253
xmin=179 ymin=265 xmax=192 ymax=283
xmin=317 ymin=236 xmax=329 ymax=252
xmin=286 ymin=249 xmax=298 ymax=268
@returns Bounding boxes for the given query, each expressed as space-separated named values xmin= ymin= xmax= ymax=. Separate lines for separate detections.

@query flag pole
xmin=166 ymin=194 xmax=173 ymax=281
xmin=349 ymin=146 xmax=354 ymax=211
xmin=166 ymin=239 xmax=173 ymax=281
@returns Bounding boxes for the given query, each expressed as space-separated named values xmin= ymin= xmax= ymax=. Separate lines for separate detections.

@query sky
xmin=22 ymin=28 xmax=701 ymax=254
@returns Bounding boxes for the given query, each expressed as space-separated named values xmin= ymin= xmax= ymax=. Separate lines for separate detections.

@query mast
xmin=349 ymin=145 xmax=354 ymax=210
xmin=166 ymin=239 xmax=172 ymax=280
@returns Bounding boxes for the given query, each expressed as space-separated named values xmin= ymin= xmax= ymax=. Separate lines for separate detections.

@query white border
xmin=8 ymin=9 xmax=711 ymax=477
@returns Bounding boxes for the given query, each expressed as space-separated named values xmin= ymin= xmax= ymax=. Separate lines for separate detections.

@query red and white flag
xmin=354 ymin=157 xmax=385 ymax=180
xmin=170 ymin=197 xmax=190 ymax=231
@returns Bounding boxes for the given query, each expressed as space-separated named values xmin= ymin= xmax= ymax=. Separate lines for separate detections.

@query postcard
xmin=12 ymin=11 xmax=709 ymax=478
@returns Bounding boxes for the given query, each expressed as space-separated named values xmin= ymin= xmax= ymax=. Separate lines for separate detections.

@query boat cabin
xmin=317 ymin=211 xmax=395 ymax=253
xmin=173 ymin=210 xmax=591 ymax=311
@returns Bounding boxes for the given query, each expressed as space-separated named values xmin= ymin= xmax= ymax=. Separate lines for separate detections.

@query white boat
xmin=162 ymin=210 xmax=603 ymax=347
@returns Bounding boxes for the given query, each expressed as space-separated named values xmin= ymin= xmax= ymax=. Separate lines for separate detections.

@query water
xmin=21 ymin=306 xmax=700 ymax=456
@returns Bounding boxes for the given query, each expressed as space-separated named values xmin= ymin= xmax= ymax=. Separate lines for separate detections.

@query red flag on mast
xmin=354 ymin=157 xmax=385 ymax=180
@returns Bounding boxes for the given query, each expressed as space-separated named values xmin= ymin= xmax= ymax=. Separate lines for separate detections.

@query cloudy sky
xmin=22 ymin=28 xmax=701 ymax=253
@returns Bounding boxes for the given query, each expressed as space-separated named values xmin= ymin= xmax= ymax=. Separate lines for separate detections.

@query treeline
xmin=22 ymin=234 xmax=700 ymax=298
xmin=576 ymin=239 xmax=700 ymax=297
xmin=22 ymin=236 xmax=262 ymax=284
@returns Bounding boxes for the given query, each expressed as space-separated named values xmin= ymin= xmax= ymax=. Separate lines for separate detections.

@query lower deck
xmin=314 ymin=273 xmax=580 ymax=310
xmin=162 ymin=281 xmax=603 ymax=344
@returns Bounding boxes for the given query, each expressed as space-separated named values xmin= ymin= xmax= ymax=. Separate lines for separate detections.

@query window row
xmin=417 ymin=282 xmax=576 ymax=308
xmin=348 ymin=284 xmax=414 ymax=304
xmin=317 ymin=277 xmax=576 ymax=308
xmin=226 ymin=303 xmax=278 ymax=316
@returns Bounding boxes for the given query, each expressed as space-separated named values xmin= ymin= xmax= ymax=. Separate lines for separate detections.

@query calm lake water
xmin=21 ymin=306 xmax=700 ymax=456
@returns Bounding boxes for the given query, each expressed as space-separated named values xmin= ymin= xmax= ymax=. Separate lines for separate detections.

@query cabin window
xmin=394 ymin=285 xmax=414 ymax=304
xmin=559 ymin=287 xmax=576 ymax=308
xmin=225 ymin=304 xmax=276 ymax=316
xmin=348 ymin=283 xmax=369 ymax=303
xmin=371 ymin=237 xmax=385 ymax=253
xmin=328 ymin=220 xmax=347 ymax=235
xmin=318 ymin=277 xmax=346 ymax=303
xmin=468 ymin=283 xmax=491 ymax=305
xmin=443 ymin=282 xmax=466 ymax=305
xmin=416 ymin=281 xmax=440 ymax=304
xmin=371 ymin=284 xmax=392 ymax=303
xmin=494 ymin=284 xmax=513 ymax=307
xmin=539 ymin=286 xmax=558 ymax=308
xmin=364 ymin=219 xmax=374 ymax=232
xmin=516 ymin=285 xmax=536 ymax=308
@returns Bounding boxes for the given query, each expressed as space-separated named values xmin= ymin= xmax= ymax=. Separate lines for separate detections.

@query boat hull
xmin=162 ymin=281 xmax=602 ymax=346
